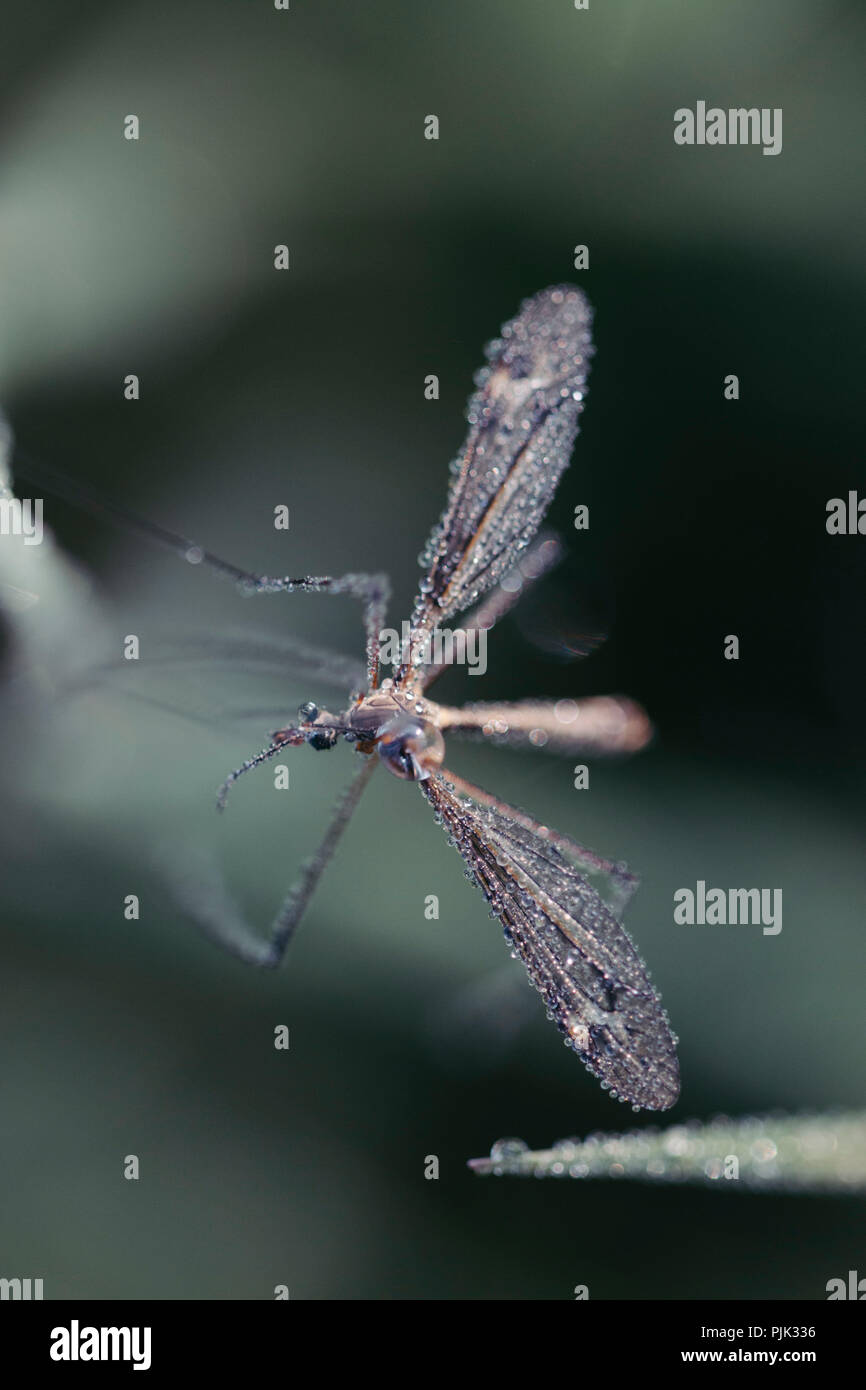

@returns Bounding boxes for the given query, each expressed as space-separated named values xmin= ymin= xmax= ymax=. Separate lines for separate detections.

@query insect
xmin=19 ymin=286 xmax=681 ymax=1110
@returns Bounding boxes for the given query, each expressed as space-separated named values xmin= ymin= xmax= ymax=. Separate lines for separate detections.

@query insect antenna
xmin=216 ymin=729 xmax=304 ymax=811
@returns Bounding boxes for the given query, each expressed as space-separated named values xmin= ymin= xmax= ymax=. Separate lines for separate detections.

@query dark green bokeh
xmin=1 ymin=0 xmax=864 ymax=1299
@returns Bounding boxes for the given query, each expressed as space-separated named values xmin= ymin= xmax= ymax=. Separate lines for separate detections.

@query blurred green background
xmin=1 ymin=0 xmax=865 ymax=1299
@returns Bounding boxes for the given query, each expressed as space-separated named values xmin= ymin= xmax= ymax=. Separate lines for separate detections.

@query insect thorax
xmin=347 ymin=691 xmax=445 ymax=781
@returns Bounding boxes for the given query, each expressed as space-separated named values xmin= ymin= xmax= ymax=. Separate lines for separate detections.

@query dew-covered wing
xmin=409 ymin=286 xmax=593 ymax=639
xmin=421 ymin=773 xmax=679 ymax=1110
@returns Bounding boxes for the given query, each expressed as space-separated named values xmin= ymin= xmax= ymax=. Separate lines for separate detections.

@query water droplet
xmin=489 ymin=1137 xmax=529 ymax=1162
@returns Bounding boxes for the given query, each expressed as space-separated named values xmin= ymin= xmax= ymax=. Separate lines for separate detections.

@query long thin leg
xmin=437 ymin=767 xmax=639 ymax=919
xmin=434 ymin=695 xmax=652 ymax=758
xmin=165 ymin=754 xmax=377 ymax=966
xmin=13 ymin=454 xmax=389 ymax=688
xmin=242 ymin=571 xmax=389 ymax=691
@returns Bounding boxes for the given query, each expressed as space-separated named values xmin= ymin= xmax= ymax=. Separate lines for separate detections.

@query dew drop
xmin=489 ymin=1137 xmax=529 ymax=1162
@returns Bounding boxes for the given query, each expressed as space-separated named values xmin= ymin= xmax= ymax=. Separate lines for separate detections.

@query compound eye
xmin=309 ymin=728 xmax=338 ymax=752
xmin=377 ymin=716 xmax=445 ymax=781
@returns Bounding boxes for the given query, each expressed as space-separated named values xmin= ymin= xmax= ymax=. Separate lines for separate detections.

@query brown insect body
xmin=172 ymin=286 xmax=680 ymax=1110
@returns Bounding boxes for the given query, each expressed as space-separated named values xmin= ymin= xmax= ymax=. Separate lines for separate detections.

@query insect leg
xmin=13 ymin=455 xmax=390 ymax=687
xmin=241 ymin=571 xmax=390 ymax=691
xmin=167 ymin=755 xmax=377 ymax=966
xmin=436 ymin=695 xmax=652 ymax=757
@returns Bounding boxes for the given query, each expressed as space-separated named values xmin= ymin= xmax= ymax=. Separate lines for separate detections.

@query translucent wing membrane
xmin=421 ymin=771 xmax=680 ymax=1110
xmin=102 ymin=629 xmax=365 ymax=693
xmin=420 ymin=531 xmax=564 ymax=691
xmin=400 ymin=286 xmax=592 ymax=681
xmin=57 ymin=629 xmax=365 ymax=736
xmin=437 ymin=695 xmax=652 ymax=756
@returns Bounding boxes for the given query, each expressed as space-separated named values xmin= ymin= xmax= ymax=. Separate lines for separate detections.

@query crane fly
xmin=17 ymin=285 xmax=681 ymax=1110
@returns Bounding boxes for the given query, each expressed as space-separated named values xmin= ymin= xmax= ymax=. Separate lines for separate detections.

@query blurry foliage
xmin=471 ymin=1112 xmax=866 ymax=1192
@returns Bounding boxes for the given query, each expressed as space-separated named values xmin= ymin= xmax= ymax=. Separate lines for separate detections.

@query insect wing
xmin=408 ymin=286 xmax=593 ymax=650
xmin=422 ymin=773 xmax=680 ymax=1110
